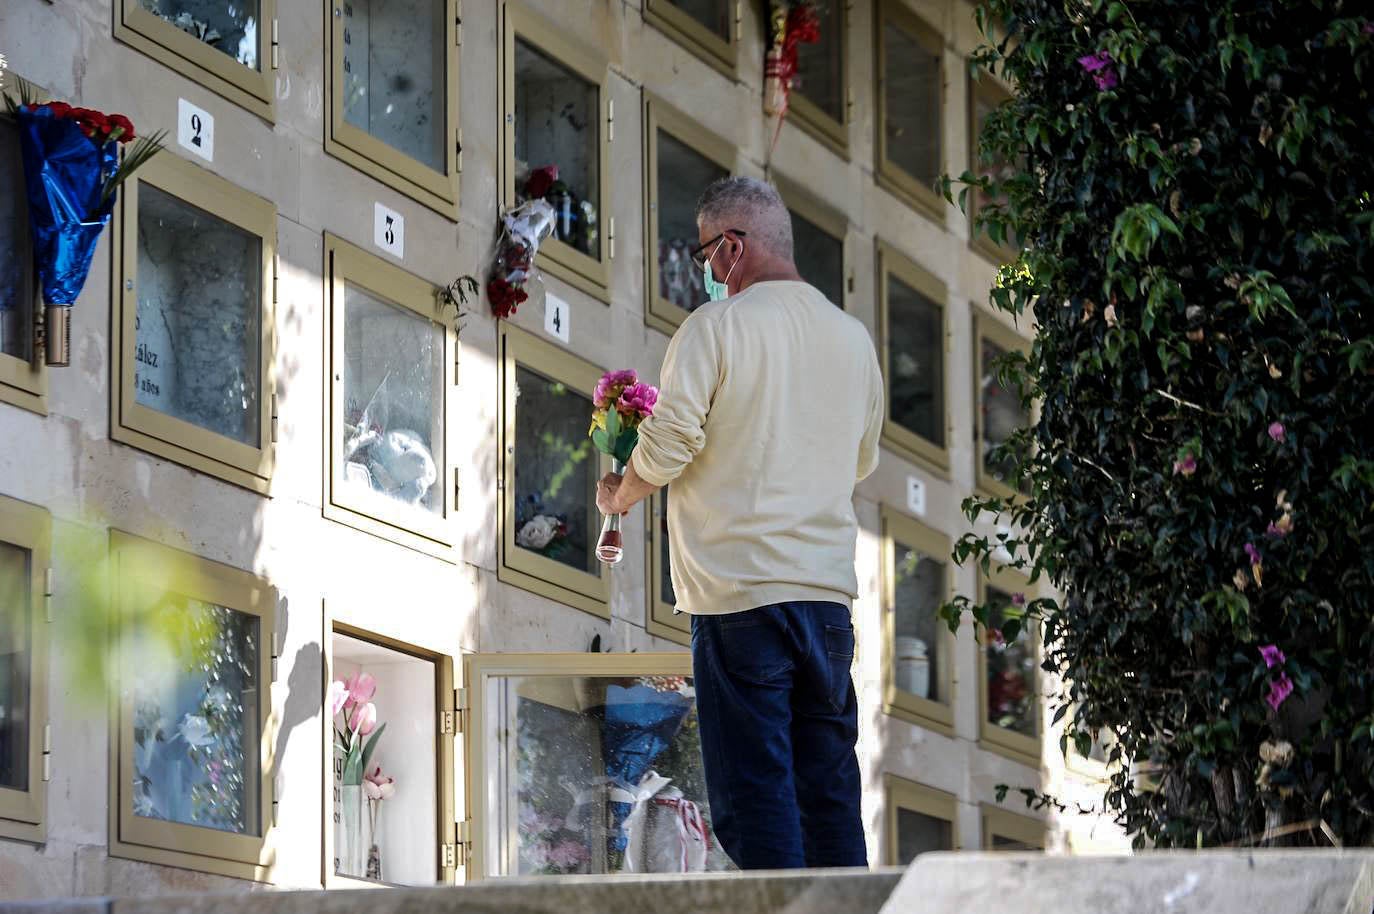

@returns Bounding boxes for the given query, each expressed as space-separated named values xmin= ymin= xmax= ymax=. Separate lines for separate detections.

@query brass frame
xmin=108 ymin=531 xmax=277 ymax=880
xmin=462 ymin=651 xmax=695 ymax=881
xmin=642 ymin=91 xmax=736 ymax=336
xmin=111 ymin=152 xmax=278 ymax=495
xmin=975 ymin=564 xmax=1042 ymax=769
xmin=323 ymin=0 xmax=461 ymax=218
xmin=501 ymin=1 xmax=613 ymax=301
xmin=972 ymin=308 xmax=1033 ymax=501
xmin=642 ymin=0 xmax=741 ymax=80
xmin=981 ymin=803 xmax=1047 ymax=850
xmin=323 ymin=233 xmax=459 ymax=561
xmin=497 ymin=323 xmax=611 ymax=619
xmin=880 ymin=506 xmax=955 ymax=735
xmin=0 ymin=71 xmax=47 ymax=415
xmin=645 ymin=489 xmax=688 ymax=645
xmin=967 ymin=74 xmax=1017 ymax=265
xmin=0 ymin=494 xmax=50 ymax=844
xmin=883 ymin=772 xmax=959 ymax=864
xmin=877 ymin=241 xmax=950 ymax=474
xmin=788 ymin=0 xmax=851 ymax=158
xmin=873 ymin=0 xmax=947 ymax=221
xmin=114 ymin=0 xmax=277 ymax=121
xmin=320 ymin=608 xmax=458 ymax=888
xmin=774 ymin=172 xmax=849 ymax=310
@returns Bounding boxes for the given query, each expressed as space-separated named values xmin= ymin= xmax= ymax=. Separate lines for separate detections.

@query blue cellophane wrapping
xmin=600 ymin=684 xmax=692 ymax=852
xmin=14 ymin=105 xmax=118 ymax=308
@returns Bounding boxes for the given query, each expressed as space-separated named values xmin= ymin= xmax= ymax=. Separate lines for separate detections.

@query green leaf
xmin=358 ymin=722 xmax=388 ymax=778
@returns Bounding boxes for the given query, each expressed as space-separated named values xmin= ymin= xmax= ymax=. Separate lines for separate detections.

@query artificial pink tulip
xmin=349 ymin=701 xmax=377 ymax=736
xmin=328 ymin=679 xmax=349 ymax=717
xmin=345 ymin=671 xmax=377 ymax=705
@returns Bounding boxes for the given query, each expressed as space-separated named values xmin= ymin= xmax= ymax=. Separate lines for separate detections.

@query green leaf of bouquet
xmin=359 ymin=722 xmax=388 ymax=777
xmin=605 ymin=406 xmax=622 ymax=443
xmin=614 ymin=429 xmax=640 ymax=465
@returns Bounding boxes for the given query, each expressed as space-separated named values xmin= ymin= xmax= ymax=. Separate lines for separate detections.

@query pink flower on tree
xmin=1259 ymin=644 xmax=1286 ymax=668
xmin=1266 ymin=673 xmax=1294 ymax=712
xmin=1011 ymin=592 xmax=1027 ymax=609
xmin=1268 ymin=421 xmax=1286 ymax=443
xmin=1244 ymin=542 xmax=1262 ymax=565
xmin=617 ymin=382 xmax=659 ymax=419
xmin=1077 ymin=50 xmax=1119 ymax=91
xmin=1173 ymin=453 xmax=1198 ymax=476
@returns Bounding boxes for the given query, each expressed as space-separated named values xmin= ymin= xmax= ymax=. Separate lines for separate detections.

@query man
xmin=595 ymin=176 xmax=884 ymax=870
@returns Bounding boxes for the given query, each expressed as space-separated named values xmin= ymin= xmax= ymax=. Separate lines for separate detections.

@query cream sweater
xmin=633 ymin=281 xmax=885 ymax=616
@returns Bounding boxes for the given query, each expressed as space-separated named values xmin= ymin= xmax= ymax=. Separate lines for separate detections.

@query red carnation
xmin=45 ymin=101 xmax=75 ymax=119
xmin=524 ymin=164 xmax=559 ymax=200
xmin=106 ymin=114 xmax=137 ymax=144
xmin=487 ymin=278 xmax=528 ymax=319
xmin=71 ymin=107 xmax=111 ymax=139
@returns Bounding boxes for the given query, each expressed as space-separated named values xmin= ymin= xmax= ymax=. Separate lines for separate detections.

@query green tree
xmin=945 ymin=0 xmax=1374 ymax=847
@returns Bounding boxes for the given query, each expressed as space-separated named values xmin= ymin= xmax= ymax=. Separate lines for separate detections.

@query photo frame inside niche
xmin=0 ymin=71 xmax=46 ymax=415
xmin=323 ymin=233 xmax=458 ymax=560
xmin=874 ymin=0 xmax=947 ymax=219
xmin=884 ymin=773 xmax=958 ymax=865
xmin=643 ymin=93 xmax=735 ymax=336
xmin=642 ymin=0 xmax=740 ymax=80
xmin=497 ymin=323 xmax=611 ymax=619
xmin=881 ymin=506 xmax=955 ymax=734
xmin=646 ymin=489 xmax=688 ymax=645
xmin=323 ymin=0 xmax=461 ymax=217
xmin=502 ymin=1 xmax=612 ymax=301
xmin=981 ymin=803 xmax=1047 ymax=850
xmin=108 ymin=530 xmax=277 ymax=880
xmin=112 ymin=151 xmax=277 ymax=494
xmin=114 ymin=0 xmax=278 ymax=120
xmin=773 ymin=174 xmax=848 ymax=311
xmin=0 ymin=494 xmax=51 ymax=844
xmin=878 ymin=241 xmax=950 ymax=474
xmin=321 ymin=615 xmax=458 ymax=887
xmin=977 ymin=565 xmax=1043 ymax=769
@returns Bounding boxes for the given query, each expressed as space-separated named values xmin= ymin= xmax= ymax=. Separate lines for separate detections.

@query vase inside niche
xmin=338 ymin=784 xmax=365 ymax=877
xmin=366 ymin=798 xmax=383 ymax=881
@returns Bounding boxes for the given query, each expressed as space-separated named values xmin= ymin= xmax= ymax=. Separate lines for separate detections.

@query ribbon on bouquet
xmin=652 ymin=794 xmax=712 ymax=872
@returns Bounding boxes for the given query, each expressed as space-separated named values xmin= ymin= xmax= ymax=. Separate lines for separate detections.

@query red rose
xmin=106 ymin=114 xmax=136 ymax=143
xmin=71 ymin=107 xmax=110 ymax=139
xmin=45 ymin=101 xmax=74 ymax=119
xmin=487 ymin=278 xmax=528 ymax=319
xmin=524 ymin=164 xmax=559 ymax=200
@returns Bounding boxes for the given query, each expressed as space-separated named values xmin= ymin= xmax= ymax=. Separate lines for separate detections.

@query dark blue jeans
xmin=690 ymin=601 xmax=867 ymax=870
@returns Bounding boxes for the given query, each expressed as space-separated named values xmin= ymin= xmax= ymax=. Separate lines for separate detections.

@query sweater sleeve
xmin=856 ymin=336 xmax=884 ymax=482
xmin=632 ymin=314 xmax=722 ymax=487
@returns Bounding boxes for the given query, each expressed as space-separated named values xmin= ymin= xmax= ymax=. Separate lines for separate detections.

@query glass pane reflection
xmin=139 ymin=0 xmax=261 ymax=70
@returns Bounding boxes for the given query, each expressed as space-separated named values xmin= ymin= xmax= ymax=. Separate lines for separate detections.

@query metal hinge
xmin=44 ymin=567 xmax=54 ymax=623
xmin=735 ymin=1 xmax=743 ymax=27
xmin=448 ymin=819 xmax=472 ymax=867
xmin=41 ymin=724 xmax=51 ymax=782
xmin=272 ymin=253 xmax=279 ymax=304
xmin=455 ymin=687 xmax=468 ymax=733
xmin=846 ymin=86 xmax=855 ymax=117
xmin=438 ymin=710 xmax=455 ymax=735
xmin=440 ymin=843 xmax=457 ymax=869
xmin=455 ymin=128 xmax=464 ymax=173
xmin=608 ymin=217 xmax=616 ymax=259
xmin=270 ymin=393 xmax=280 ymax=443
xmin=271 ymin=630 xmax=282 ymax=680
xmin=455 ymin=1 xmax=463 ymax=46
xmin=607 ymin=98 xmax=614 ymax=143
xmin=453 ymin=469 xmax=460 ymax=513
xmin=271 ymin=19 xmax=280 ymax=69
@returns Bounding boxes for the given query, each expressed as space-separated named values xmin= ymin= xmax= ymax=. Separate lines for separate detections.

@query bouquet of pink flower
xmin=329 ymin=671 xmax=387 ymax=786
xmin=588 ymin=369 xmax=658 ymax=565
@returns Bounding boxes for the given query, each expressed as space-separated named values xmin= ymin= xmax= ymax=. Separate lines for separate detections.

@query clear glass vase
xmin=338 ymin=783 xmax=365 ymax=877
xmin=596 ymin=459 xmax=626 ymax=566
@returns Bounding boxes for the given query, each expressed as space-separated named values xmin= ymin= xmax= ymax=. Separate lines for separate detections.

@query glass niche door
xmin=463 ymin=653 xmax=729 ymax=879
xmin=325 ymin=622 xmax=456 ymax=887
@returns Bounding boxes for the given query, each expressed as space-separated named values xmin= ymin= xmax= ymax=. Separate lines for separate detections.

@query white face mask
xmin=703 ymin=237 xmax=741 ymax=302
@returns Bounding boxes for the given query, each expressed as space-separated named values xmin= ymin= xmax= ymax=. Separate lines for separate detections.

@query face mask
xmin=703 ymin=237 xmax=740 ymax=302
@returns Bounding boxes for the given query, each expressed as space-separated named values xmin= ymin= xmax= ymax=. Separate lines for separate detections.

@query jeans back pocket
xmin=823 ymin=623 xmax=855 ymax=713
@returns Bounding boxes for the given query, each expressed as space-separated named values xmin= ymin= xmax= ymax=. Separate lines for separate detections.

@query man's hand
xmin=597 ymin=472 xmax=628 ymax=516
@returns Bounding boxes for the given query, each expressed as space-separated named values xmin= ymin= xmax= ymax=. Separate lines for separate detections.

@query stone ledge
xmin=92 ymin=869 xmax=903 ymax=914
xmin=881 ymin=850 xmax=1374 ymax=914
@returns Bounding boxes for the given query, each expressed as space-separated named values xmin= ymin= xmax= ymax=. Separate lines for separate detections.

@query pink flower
xmin=594 ymin=369 xmax=639 ymax=409
xmin=363 ymin=766 xmax=396 ymax=800
xmin=344 ymin=671 xmax=377 ymax=705
xmin=1244 ymin=542 xmax=1261 ymax=565
xmin=1077 ymin=50 xmax=1118 ymax=90
xmin=1259 ymin=644 xmax=1286 ymax=668
xmin=616 ymin=382 xmax=659 ymax=419
xmin=328 ymin=679 xmax=350 ymax=717
xmin=547 ymin=838 xmax=589 ymax=869
xmin=987 ymin=628 xmax=1005 ymax=647
xmin=349 ymin=701 xmax=378 ymax=736
xmin=1011 ymin=592 xmax=1027 ymax=608
xmin=1268 ymin=421 xmax=1286 ymax=443
xmin=1173 ymin=454 xmax=1197 ymax=477
xmin=1266 ymin=673 xmax=1294 ymax=712
xmin=1267 ymin=513 xmax=1293 ymax=538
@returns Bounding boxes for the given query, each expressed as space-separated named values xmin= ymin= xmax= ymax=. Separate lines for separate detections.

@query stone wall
xmin=0 ymin=0 xmax=1118 ymax=898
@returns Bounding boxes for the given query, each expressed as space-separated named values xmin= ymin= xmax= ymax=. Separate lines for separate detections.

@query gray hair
xmin=695 ymin=176 xmax=794 ymax=261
